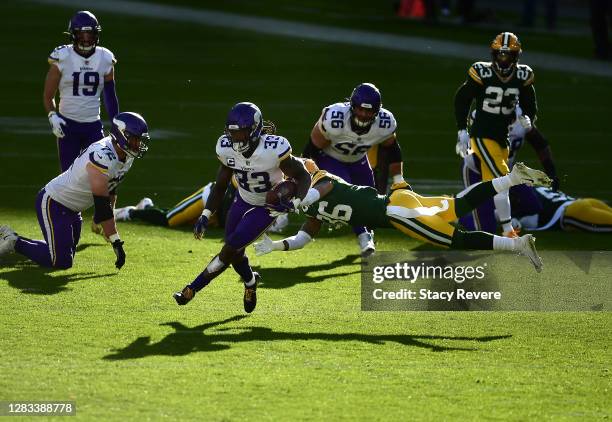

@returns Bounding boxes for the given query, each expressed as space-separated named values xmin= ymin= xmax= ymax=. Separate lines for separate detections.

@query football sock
xmin=492 ymin=174 xmax=515 ymax=193
xmin=493 ymin=236 xmax=518 ymax=251
xmin=454 ymin=181 xmax=497 ymax=216
xmin=189 ymin=255 xmax=228 ymax=292
xmin=450 ymin=230 xmax=494 ymax=250
xmin=232 ymin=256 xmax=255 ymax=286
xmin=493 ymin=191 xmax=513 ymax=232
xmin=130 ymin=207 xmax=170 ymax=226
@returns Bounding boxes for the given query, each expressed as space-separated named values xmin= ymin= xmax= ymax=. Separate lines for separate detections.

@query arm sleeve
xmin=103 ymin=80 xmax=119 ymax=120
xmin=454 ymin=79 xmax=479 ymax=130
xmin=519 ymin=84 xmax=537 ymax=121
xmin=282 ymin=230 xmax=313 ymax=251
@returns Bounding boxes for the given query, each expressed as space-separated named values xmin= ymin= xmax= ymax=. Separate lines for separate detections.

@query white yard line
xmin=28 ymin=0 xmax=612 ymax=78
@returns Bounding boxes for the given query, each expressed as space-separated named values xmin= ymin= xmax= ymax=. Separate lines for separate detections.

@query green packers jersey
xmin=304 ymin=172 xmax=391 ymax=229
xmin=455 ymin=62 xmax=537 ymax=146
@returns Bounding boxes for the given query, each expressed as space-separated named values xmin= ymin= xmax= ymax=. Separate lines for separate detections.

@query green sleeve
xmin=520 ymin=84 xmax=538 ymax=120
xmin=454 ymin=78 xmax=479 ymax=130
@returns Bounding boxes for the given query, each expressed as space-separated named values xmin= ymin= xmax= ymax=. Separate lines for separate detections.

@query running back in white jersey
xmin=216 ymin=134 xmax=292 ymax=206
xmin=46 ymin=137 xmax=133 ymax=212
xmin=318 ymin=102 xmax=397 ymax=163
xmin=48 ymin=45 xmax=116 ymax=123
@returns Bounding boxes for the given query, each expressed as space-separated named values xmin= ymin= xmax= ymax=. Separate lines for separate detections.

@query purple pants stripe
xmin=56 ymin=113 xmax=104 ymax=171
xmin=14 ymin=189 xmax=82 ymax=269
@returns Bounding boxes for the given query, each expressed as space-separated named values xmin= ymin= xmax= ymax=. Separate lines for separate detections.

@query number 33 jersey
xmin=48 ymin=44 xmax=116 ymax=123
xmin=318 ymin=102 xmax=397 ymax=163
xmin=46 ymin=137 xmax=133 ymax=212
xmin=216 ymin=134 xmax=292 ymax=206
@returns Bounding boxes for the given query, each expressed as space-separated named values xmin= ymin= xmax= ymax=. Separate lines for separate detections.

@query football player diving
xmin=0 ymin=113 xmax=150 ymax=270
xmin=302 ymin=83 xmax=407 ymax=257
xmin=44 ymin=10 xmax=120 ymax=172
xmin=172 ymin=102 xmax=313 ymax=313
xmin=254 ymin=159 xmax=552 ymax=273
xmin=454 ymin=32 xmax=537 ymax=238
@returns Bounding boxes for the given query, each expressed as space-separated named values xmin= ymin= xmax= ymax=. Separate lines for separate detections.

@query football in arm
xmin=266 ymin=180 xmax=297 ymax=206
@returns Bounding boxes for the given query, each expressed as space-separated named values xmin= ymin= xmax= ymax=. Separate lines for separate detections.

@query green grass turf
xmin=1 ymin=1 xmax=611 ymax=420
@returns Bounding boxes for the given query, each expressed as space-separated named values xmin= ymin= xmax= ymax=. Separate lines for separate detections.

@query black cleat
xmin=173 ymin=286 xmax=195 ymax=305
xmin=243 ymin=272 xmax=261 ymax=313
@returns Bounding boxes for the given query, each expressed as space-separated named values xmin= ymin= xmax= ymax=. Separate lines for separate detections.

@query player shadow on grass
xmin=103 ymin=315 xmax=512 ymax=360
xmin=259 ymin=254 xmax=362 ymax=289
xmin=0 ymin=243 xmax=115 ymax=295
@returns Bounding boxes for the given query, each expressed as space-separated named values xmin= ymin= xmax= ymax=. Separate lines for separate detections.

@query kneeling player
xmin=0 ymin=113 xmax=150 ymax=269
xmin=171 ymin=102 xmax=312 ymax=312
xmin=254 ymin=160 xmax=552 ymax=272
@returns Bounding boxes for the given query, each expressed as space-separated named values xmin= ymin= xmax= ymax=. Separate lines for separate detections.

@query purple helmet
xmin=111 ymin=112 xmax=150 ymax=159
xmin=65 ymin=11 xmax=101 ymax=54
xmin=225 ymin=102 xmax=263 ymax=154
xmin=349 ymin=83 xmax=382 ymax=132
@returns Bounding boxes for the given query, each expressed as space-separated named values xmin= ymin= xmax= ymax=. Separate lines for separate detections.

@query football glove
xmin=254 ymin=234 xmax=276 ymax=256
xmin=267 ymin=198 xmax=301 ymax=217
xmin=193 ymin=214 xmax=209 ymax=240
xmin=455 ymin=129 xmax=470 ymax=158
xmin=48 ymin=111 xmax=66 ymax=138
xmin=112 ymin=239 xmax=126 ymax=269
xmin=518 ymin=115 xmax=532 ymax=131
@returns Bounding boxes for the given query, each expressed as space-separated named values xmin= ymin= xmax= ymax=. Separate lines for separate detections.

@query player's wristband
xmin=202 ymin=209 xmax=212 ymax=219
xmin=109 ymin=233 xmax=121 ymax=243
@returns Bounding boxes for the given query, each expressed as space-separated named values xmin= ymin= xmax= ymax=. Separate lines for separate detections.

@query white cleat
xmin=518 ymin=234 xmax=543 ymax=273
xmin=511 ymin=162 xmax=552 ymax=187
xmin=358 ymin=231 xmax=376 ymax=258
xmin=114 ymin=206 xmax=136 ymax=221
xmin=136 ymin=197 xmax=154 ymax=210
xmin=0 ymin=225 xmax=17 ymax=255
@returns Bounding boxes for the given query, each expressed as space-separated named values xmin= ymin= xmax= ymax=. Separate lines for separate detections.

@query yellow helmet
xmin=490 ymin=32 xmax=522 ymax=77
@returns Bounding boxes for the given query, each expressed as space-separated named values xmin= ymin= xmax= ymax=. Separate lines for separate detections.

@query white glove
xmin=508 ymin=119 xmax=527 ymax=140
xmin=48 ymin=111 xmax=66 ymax=138
xmin=455 ymin=129 xmax=471 ymax=158
xmin=254 ymin=234 xmax=279 ymax=256
xmin=518 ymin=115 xmax=532 ymax=131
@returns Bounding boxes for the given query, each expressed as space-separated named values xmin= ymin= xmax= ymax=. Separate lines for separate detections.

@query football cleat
xmin=136 ymin=197 xmax=154 ymax=210
xmin=173 ymin=286 xmax=195 ymax=305
xmin=358 ymin=231 xmax=376 ymax=258
xmin=0 ymin=225 xmax=17 ymax=256
xmin=517 ymin=234 xmax=543 ymax=273
xmin=114 ymin=206 xmax=135 ymax=221
xmin=510 ymin=162 xmax=552 ymax=188
xmin=243 ymin=272 xmax=261 ymax=313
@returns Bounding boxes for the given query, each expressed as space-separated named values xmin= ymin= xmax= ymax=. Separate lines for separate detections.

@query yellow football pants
xmin=471 ymin=137 xmax=510 ymax=181
xmin=166 ymin=187 xmax=206 ymax=227
xmin=387 ymin=190 xmax=458 ymax=248
xmin=562 ymin=198 xmax=612 ymax=232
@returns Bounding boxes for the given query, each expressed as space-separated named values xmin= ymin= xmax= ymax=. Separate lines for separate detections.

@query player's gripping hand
xmin=268 ymin=198 xmax=301 ymax=218
xmin=518 ymin=115 xmax=532 ymax=131
xmin=112 ymin=239 xmax=126 ymax=269
xmin=193 ymin=213 xmax=209 ymax=240
xmin=455 ymin=129 xmax=470 ymax=158
xmin=48 ymin=111 xmax=66 ymax=138
xmin=254 ymin=234 xmax=275 ymax=256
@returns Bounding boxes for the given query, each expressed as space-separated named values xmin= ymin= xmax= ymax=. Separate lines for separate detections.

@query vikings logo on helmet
xmin=111 ymin=112 xmax=150 ymax=159
xmin=490 ymin=32 xmax=522 ymax=78
xmin=65 ymin=11 xmax=102 ymax=56
xmin=225 ymin=102 xmax=263 ymax=155
xmin=349 ymin=83 xmax=382 ymax=134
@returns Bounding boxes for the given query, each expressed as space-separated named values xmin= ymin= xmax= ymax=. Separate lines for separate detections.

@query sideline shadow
xmin=103 ymin=315 xmax=512 ymax=360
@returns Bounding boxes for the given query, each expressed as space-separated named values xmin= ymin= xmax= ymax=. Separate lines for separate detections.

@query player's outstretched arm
xmin=254 ymin=218 xmax=321 ymax=256
xmin=279 ymin=155 xmax=311 ymax=203
xmin=194 ymin=164 xmax=232 ymax=240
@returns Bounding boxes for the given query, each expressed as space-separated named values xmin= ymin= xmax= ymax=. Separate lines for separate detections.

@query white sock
xmin=493 ymin=235 xmax=518 ymax=251
xmin=493 ymin=191 xmax=513 ymax=232
xmin=492 ymin=175 xmax=514 ymax=193
xmin=244 ymin=274 xmax=256 ymax=287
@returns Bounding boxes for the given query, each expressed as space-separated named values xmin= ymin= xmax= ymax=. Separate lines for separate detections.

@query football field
xmin=1 ymin=1 xmax=611 ymax=420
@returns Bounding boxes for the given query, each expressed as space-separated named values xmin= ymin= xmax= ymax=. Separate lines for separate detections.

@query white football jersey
xmin=48 ymin=45 xmax=116 ymax=123
xmin=46 ymin=137 xmax=133 ymax=212
xmin=216 ymin=134 xmax=292 ymax=206
xmin=318 ymin=102 xmax=397 ymax=163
